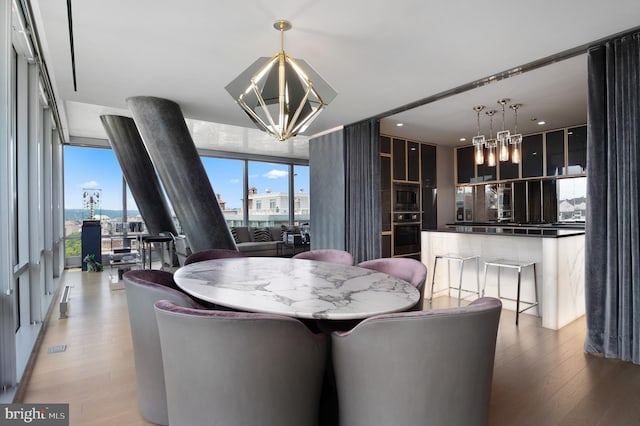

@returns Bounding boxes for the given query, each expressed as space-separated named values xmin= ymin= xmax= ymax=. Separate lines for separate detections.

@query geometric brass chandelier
xmin=472 ymin=99 xmax=523 ymax=165
xmin=225 ymin=20 xmax=337 ymax=141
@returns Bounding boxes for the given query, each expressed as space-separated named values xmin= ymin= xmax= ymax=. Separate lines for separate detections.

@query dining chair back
xmin=123 ymin=270 xmax=203 ymax=425
xmin=331 ymin=297 xmax=502 ymax=426
xmin=357 ymin=257 xmax=427 ymax=310
xmin=154 ymin=300 xmax=327 ymax=426
xmin=293 ymin=248 xmax=354 ymax=265
xmin=184 ymin=248 xmax=246 ymax=265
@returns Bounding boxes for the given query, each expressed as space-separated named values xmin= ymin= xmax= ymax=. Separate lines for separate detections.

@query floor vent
xmin=47 ymin=345 xmax=67 ymax=354
xmin=59 ymin=285 xmax=71 ymax=319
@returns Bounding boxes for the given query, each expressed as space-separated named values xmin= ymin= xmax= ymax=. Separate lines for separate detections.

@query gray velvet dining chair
xmin=331 ymin=297 xmax=502 ymax=426
xmin=123 ymin=270 xmax=204 ymax=425
xmin=154 ymin=300 xmax=327 ymax=426
xmin=293 ymin=248 xmax=354 ymax=265
xmin=357 ymin=257 xmax=428 ymax=310
xmin=184 ymin=248 xmax=246 ymax=265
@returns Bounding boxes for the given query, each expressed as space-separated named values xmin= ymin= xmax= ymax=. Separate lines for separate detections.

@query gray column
xmin=126 ymin=96 xmax=236 ymax=253
xmin=100 ymin=115 xmax=178 ymax=237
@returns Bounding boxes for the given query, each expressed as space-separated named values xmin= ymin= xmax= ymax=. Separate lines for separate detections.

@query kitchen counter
xmin=422 ymin=228 xmax=585 ymax=330
xmin=441 ymin=225 xmax=585 ymax=238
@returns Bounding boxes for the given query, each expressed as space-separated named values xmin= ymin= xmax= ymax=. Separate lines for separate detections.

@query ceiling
xmin=29 ymin=1 xmax=640 ymax=158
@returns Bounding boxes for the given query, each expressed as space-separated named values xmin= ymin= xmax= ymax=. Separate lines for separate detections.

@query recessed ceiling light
xmin=459 ymin=137 xmax=467 ymax=142
xmin=537 ymin=121 xmax=546 ymax=125
xmin=396 ymin=123 xmax=404 ymax=127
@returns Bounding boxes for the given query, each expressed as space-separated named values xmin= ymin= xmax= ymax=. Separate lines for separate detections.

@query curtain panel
xmin=344 ymin=120 xmax=381 ymax=264
xmin=585 ymin=31 xmax=640 ymax=363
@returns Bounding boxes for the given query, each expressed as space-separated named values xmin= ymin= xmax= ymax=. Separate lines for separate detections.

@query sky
xmin=63 ymin=146 xmax=309 ymax=211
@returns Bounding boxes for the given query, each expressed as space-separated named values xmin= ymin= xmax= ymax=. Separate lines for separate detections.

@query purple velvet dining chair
xmin=184 ymin=248 xmax=246 ymax=265
xmin=293 ymin=249 xmax=354 ymax=265
xmin=357 ymin=257 xmax=427 ymax=310
xmin=154 ymin=300 xmax=327 ymax=426
xmin=123 ymin=270 xmax=204 ymax=425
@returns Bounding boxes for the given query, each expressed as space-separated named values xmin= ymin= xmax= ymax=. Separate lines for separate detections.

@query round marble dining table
xmin=173 ymin=257 xmax=420 ymax=320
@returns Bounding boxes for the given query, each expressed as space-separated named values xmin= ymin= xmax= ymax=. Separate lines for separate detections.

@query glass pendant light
xmin=472 ymin=105 xmax=486 ymax=165
xmin=485 ymin=110 xmax=497 ymax=167
xmin=497 ymin=99 xmax=511 ymax=162
xmin=509 ymin=103 xmax=523 ymax=164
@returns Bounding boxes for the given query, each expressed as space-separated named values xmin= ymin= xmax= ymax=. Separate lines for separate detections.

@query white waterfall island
xmin=422 ymin=226 xmax=585 ymax=330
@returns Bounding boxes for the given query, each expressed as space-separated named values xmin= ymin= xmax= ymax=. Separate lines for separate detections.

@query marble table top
xmin=173 ymin=257 xmax=420 ymax=320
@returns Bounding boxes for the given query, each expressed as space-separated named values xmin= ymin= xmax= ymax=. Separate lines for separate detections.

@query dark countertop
xmin=427 ymin=225 xmax=585 ymax=238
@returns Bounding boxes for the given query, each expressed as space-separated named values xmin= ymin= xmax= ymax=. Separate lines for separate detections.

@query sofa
xmin=231 ymin=226 xmax=296 ymax=257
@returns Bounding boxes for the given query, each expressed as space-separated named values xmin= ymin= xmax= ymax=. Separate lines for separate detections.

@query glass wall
xmin=248 ymin=161 xmax=290 ymax=227
xmin=201 ymin=157 xmax=244 ymax=226
xmin=293 ymin=165 xmax=310 ymax=226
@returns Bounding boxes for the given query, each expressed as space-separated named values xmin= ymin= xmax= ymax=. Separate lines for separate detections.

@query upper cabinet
xmin=567 ymin=126 xmax=587 ymax=174
xmin=522 ymin=133 xmax=544 ymax=178
xmin=392 ymin=138 xmax=420 ymax=182
xmin=392 ymin=138 xmax=407 ymax=180
xmin=545 ymin=130 xmax=565 ymax=176
xmin=456 ymin=146 xmax=475 ymax=184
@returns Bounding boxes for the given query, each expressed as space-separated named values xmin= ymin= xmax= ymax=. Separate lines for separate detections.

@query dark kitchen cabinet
xmin=499 ymin=157 xmax=519 ymax=180
xmin=477 ymin=159 xmax=497 ymax=182
xmin=567 ymin=125 xmax=587 ymax=174
xmin=407 ymin=141 xmax=420 ymax=182
xmin=393 ymin=138 xmax=406 ymax=180
xmin=421 ymin=144 xmax=436 ymax=187
xmin=381 ymin=155 xmax=392 ymax=233
xmin=522 ymin=134 xmax=544 ymax=178
xmin=380 ymin=136 xmax=391 ymax=154
xmin=546 ymin=130 xmax=565 ymax=176
xmin=456 ymin=146 xmax=475 ymax=184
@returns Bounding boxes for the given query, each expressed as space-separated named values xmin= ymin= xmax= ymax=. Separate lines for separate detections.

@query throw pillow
xmin=253 ymin=227 xmax=272 ymax=242
xmin=230 ymin=227 xmax=240 ymax=244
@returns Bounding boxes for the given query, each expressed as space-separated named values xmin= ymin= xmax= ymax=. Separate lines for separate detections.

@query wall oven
xmin=393 ymin=183 xmax=420 ymax=212
xmin=393 ymin=223 xmax=421 ymax=256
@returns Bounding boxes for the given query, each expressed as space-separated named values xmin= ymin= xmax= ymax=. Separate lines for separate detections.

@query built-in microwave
xmin=393 ymin=183 xmax=420 ymax=212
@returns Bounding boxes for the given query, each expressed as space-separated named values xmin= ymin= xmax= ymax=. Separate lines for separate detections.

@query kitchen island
xmin=422 ymin=225 xmax=585 ymax=330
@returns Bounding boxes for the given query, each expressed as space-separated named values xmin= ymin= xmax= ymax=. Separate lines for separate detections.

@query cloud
xmin=264 ymin=169 xmax=288 ymax=179
xmin=80 ymin=180 xmax=100 ymax=188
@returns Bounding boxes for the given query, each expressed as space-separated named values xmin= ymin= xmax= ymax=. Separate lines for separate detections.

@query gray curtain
xmin=344 ymin=120 xmax=381 ymax=263
xmin=585 ymin=31 xmax=640 ymax=364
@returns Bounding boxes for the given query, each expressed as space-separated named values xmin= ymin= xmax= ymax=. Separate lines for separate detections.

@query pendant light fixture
xmin=472 ymin=105 xmax=486 ymax=165
xmin=509 ymin=103 xmax=523 ymax=164
xmin=225 ymin=20 xmax=337 ymax=141
xmin=497 ymin=99 xmax=511 ymax=162
xmin=485 ymin=110 xmax=497 ymax=167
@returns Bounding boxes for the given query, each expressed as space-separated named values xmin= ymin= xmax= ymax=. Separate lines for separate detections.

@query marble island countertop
xmin=437 ymin=225 xmax=585 ymax=238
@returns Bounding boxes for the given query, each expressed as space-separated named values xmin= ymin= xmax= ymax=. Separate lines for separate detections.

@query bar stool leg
xmin=456 ymin=259 xmax=464 ymax=306
xmin=430 ymin=257 xmax=438 ymax=301
xmin=482 ymin=263 xmax=489 ymax=298
xmin=475 ymin=257 xmax=481 ymax=298
xmin=515 ymin=266 xmax=522 ymax=326
xmin=533 ymin=263 xmax=539 ymax=317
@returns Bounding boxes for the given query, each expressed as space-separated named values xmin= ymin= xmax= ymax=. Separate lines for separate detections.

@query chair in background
xmin=184 ymin=248 xmax=246 ymax=265
xmin=331 ymin=297 xmax=502 ymax=426
xmin=292 ymin=248 xmax=354 ymax=265
xmin=357 ymin=257 xmax=428 ymax=310
xmin=154 ymin=300 xmax=327 ymax=426
xmin=172 ymin=234 xmax=192 ymax=266
xmin=123 ymin=270 xmax=204 ymax=426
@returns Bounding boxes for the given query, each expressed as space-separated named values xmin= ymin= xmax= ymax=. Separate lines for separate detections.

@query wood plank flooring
xmin=15 ymin=269 xmax=640 ymax=425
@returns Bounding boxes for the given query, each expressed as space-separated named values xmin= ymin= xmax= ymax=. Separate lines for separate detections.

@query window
xmin=293 ymin=165 xmax=310 ymax=225
xmin=557 ymin=177 xmax=586 ymax=222
xmin=63 ymin=146 xmax=124 ymax=259
xmin=201 ymin=157 xmax=244 ymax=226
xmin=248 ymin=161 xmax=289 ymax=226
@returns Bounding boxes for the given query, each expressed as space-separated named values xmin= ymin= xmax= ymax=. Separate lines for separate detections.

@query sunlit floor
xmin=16 ymin=268 xmax=640 ymax=425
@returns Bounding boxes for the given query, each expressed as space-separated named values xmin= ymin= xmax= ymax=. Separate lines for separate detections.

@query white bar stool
xmin=482 ymin=259 xmax=538 ymax=325
xmin=430 ymin=254 xmax=480 ymax=305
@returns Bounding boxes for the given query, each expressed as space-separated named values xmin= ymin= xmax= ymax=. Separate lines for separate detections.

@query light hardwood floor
xmin=16 ymin=268 xmax=640 ymax=425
